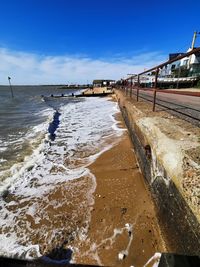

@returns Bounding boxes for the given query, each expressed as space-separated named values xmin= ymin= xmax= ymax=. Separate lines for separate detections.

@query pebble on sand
xmin=118 ymin=252 xmax=126 ymax=260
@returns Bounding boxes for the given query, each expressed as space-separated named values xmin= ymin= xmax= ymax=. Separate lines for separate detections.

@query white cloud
xmin=0 ymin=48 xmax=166 ymax=85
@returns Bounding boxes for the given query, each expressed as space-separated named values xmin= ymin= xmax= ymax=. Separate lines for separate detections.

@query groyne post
xmin=8 ymin=76 xmax=14 ymax=98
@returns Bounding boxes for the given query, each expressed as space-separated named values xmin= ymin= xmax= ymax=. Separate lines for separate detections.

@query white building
xmin=160 ymin=48 xmax=200 ymax=78
xmin=180 ymin=48 xmax=200 ymax=76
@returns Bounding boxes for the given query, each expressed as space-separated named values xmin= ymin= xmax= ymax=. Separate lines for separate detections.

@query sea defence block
xmin=115 ymin=89 xmax=200 ymax=255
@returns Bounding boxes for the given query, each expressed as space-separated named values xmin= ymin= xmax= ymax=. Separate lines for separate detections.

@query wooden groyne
xmin=75 ymin=91 xmax=113 ymax=97
xmin=43 ymin=87 xmax=114 ymax=99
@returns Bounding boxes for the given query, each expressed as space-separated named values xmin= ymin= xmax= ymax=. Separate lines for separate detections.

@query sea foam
xmin=0 ymin=96 xmax=124 ymax=259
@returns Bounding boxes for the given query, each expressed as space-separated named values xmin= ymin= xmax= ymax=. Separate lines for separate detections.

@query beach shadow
xmin=48 ymin=110 xmax=61 ymax=141
xmin=41 ymin=246 xmax=73 ymax=265
xmin=1 ymin=250 xmax=200 ymax=267
xmin=0 ymin=245 xmax=100 ymax=267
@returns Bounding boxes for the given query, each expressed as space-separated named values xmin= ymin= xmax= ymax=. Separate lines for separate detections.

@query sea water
xmin=0 ymin=85 xmax=123 ymax=260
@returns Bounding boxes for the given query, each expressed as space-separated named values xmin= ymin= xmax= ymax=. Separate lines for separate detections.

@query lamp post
xmin=8 ymin=76 xmax=14 ymax=98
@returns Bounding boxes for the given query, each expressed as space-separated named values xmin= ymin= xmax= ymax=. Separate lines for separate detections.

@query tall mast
xmin=191 ymin=31 xmax=197 ymax=49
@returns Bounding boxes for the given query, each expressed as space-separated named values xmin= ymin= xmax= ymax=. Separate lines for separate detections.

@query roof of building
xmin=169 ymin=53 xmax=185 ymax=61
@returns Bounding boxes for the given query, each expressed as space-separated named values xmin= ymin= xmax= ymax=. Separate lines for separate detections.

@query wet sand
xmin=0 ymin=100 xmax=169 ymax=266
xmin=74 ymin=114 xmax=167 ymax=266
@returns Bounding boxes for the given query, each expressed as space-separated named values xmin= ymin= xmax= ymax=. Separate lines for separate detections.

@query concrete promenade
xmin=126 ymin=87 xmax=200 ymax=127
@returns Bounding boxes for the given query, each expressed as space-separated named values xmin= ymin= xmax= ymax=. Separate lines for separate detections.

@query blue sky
xmin=0 ymin=0 xmax=199 ymax=84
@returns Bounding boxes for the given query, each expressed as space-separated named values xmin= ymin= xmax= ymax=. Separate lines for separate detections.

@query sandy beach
xmin=73 ymin=111 xmax=167 ymax=267
xmin=0 ymin=96 xmax=170 ymax=266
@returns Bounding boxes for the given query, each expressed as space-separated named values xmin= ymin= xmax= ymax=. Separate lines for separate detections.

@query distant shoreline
xmin=0 ymin=84 xmax=91 ymax=89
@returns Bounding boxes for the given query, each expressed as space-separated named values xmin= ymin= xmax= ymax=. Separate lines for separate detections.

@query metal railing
xmin=118 ymin=47 xmax=200 ymax=112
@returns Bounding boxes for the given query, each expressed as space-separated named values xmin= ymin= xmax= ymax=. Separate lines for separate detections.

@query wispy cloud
xmin=0 ymin=48 xmax=166 ymax=85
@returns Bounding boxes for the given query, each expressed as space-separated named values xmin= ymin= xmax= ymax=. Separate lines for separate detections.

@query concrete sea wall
xmin=115 ymin=89 xmax=200 ymax=255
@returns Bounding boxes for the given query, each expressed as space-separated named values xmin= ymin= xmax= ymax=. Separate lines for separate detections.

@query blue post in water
xmin=8 ymin=76 xmax=14 ymax=98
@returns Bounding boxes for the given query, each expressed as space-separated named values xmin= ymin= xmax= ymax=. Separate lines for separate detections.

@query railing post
xmin=125 ymin=80 xmax=128 ymax=96
xmin=130 ymin=77 xmax=133 ymax=98
xmin=136 ymin=75 xmax=140 ymax=101
xmin=153 ymin=68 xmax=159 ymax=111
